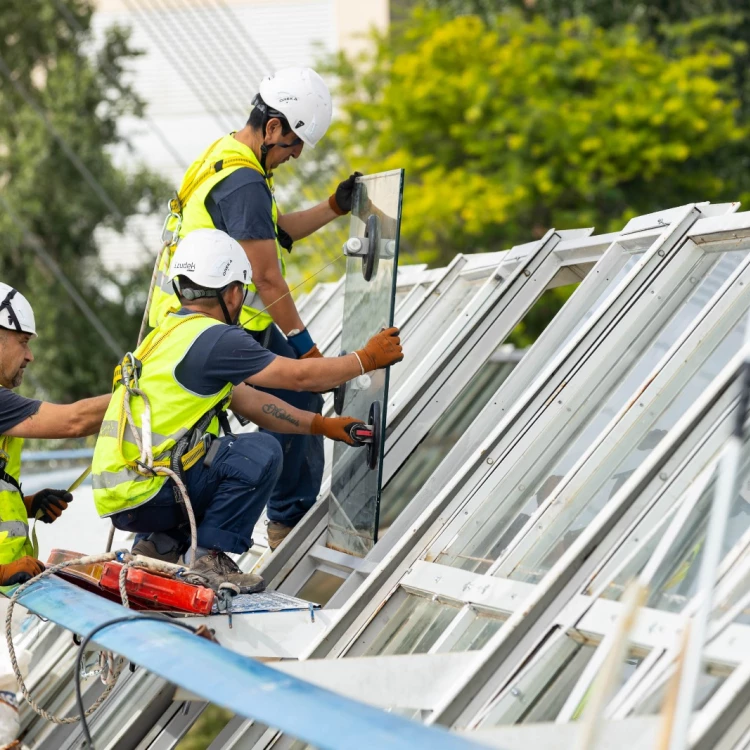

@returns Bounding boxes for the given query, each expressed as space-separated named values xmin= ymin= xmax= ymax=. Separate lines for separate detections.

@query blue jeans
xmin=250 ymin=324 xmax=325 ymax=527
xmin=112 ymin=433 xmax=283 ymax=555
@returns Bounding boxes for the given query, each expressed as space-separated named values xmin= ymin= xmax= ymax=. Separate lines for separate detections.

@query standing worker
xmin=149 ymin=67 xmax=360 ymax=551
xmin=102 ymin=230 xmax=402 ymax=590
xmin=0 ymin=284 xmax=110 ymax=585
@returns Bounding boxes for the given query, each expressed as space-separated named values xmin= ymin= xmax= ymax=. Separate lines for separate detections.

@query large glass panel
xmin=435 ymin=251 xmax=746 ymax=575
xmin=379 ymin=349 xmax=520 ymax=533
xmin=388 ymin=271 xmax=492 ymax=392
xmin=310 ymin=284 xmax=345 ymax=354
xmin=326 ymin=170 xmax=404 ymax=556
xmin=504 ymin=253 xmax=749 ymax=583
xmin=449 ymin=613 xmax=506 ymax=652
xmin=362 ymin=593 xmax=460 ymax=656
xmin=480 ymin=636 xmax=643 ymax=726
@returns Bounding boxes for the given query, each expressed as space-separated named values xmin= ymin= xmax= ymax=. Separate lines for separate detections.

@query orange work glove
xmin=299 ymin=345 xmax=323 ymax=359
xmin=0 ymin=556 xmax=45 ymax=586
xmin=355 ymin=327 xmax=403 ymax=372
xmin=311 ymin=414 xmax=364 ymax=446
xmin=24 ymin=488 xmax=71 ymax=523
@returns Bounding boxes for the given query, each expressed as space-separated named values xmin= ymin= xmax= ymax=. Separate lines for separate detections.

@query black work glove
xmin=24 ymin=488 xmax=72 ymax=523
xmin=329 ymin=172 xmax=362 ymax=215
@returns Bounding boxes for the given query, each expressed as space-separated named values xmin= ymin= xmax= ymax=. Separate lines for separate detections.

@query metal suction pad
xmin=367 ymin=400 xmax=382 ymax=471
xmin=333 ymin=350 xmax=347 ymax=415
xmin=363 ymin=214 xmax=380 ymax=282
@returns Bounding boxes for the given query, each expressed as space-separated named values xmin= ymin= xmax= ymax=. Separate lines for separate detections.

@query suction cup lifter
xmin=344 ymin=401 xmax=382 ymax=471
xmin=343 ymin=215 xmax=396 ymax=282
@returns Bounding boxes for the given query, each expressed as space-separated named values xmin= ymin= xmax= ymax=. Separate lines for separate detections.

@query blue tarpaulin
xmin=12 ymin=577 xmax=491 ymax=750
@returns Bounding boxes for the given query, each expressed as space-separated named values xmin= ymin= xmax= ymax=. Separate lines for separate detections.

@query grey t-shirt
xmin=0 ymin=388 xmax=41 ymax=435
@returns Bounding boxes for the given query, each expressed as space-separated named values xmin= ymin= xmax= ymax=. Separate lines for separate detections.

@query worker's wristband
xmin=353 ymin=351 xmax=365 ymax=375
xmin=287 ymin=328 xmax=315 ymax=357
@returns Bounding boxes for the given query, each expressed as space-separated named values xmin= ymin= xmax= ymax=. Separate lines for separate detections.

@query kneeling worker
xmin=0 ymin=284 xmax=111 ymax=585
xmin=92 ymin=229 xmax=403 ymax=593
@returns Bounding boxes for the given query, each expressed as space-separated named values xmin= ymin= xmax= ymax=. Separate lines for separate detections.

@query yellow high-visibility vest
xmin=0 ymin=434 xmax=33 ymax=564
xmin=149 ymin=133 xmax=285 ymax=332
xmin=92 ymin=312 xmax=233 ymax=517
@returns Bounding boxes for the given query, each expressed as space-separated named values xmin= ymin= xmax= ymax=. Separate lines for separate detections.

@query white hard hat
xmin=168 ymin=229 xmax=252 ymax=292
xmin=257 ymin=67 xmax=332 ymax=148
xmin=0 ymin=283 xmax=36 ymax=337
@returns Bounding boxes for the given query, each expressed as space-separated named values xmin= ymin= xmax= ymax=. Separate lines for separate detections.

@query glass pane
xmin=326 ymin=170 xmax=404 ymax=557
xmin=310 ymin=284 xmax=345 ymax=354
xmin=450 ymin=614 xmax=505 ymax=652
xmin=505 ymin=252 xmax=748 ymax=583
xmin=634 ymin=666 xmax=727 ymax=715
xmin=379 ymin=351 xmax=520 ymax=533
xmin=548 ymin=254 xmax=641 ymax=361
xmin=598 ymin=442 xmax=750 ymax=613
xmin=480 ymin=636 xmax=595 ymax=726
xmin=388 ymin=272 xmax=491 ymax=392
xmin=363 ymin=593 xmax=460 ymax=656
xmin=435 ymin=251 xmax=746 ymax=575
xmin=481 ymin=637 xmax=643 ymax=726
xmin=296 ymin=569 xmax=344 ymax=606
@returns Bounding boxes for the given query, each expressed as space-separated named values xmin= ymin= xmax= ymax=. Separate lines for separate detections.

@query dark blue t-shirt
xmin=0 ymin=388 xmax=41 ymax=434
xmin=205 ymin=168 xmax=276 ymax=242
xmin=174 ymin=313 xmax=276 ymax=396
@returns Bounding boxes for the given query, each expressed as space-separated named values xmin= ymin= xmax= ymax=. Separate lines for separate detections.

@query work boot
xmin=131 ymin=533 xmax=181 ymax=564
xmin=266 ymin=521 xmax=293 ymax=551
xmin=184 ymin=550 xmax=265 ymax=594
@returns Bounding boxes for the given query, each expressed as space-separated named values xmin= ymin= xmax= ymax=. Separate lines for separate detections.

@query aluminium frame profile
xmin=221 ymin=207 xmax=733 ymax=750
xmin=432 ymin=321 xmax=750 ymax=731
xmin=298 ymin=203 xmax=730 ymax=666
xmin=263 ymin=226 xmax=617 ymax=597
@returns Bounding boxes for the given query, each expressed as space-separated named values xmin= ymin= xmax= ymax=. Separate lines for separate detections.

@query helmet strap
xmin=218 ymin=285 xmax=241 ymax=326
xmin=0 ymin=289 xmax=22 ymax=333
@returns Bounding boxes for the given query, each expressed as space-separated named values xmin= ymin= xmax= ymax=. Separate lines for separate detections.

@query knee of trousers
xmin=233 ymin=432 xmax=283 ymax=480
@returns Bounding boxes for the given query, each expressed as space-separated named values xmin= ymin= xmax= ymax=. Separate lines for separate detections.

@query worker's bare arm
xmin=230 ymin=385 xmax=313 ymax=434
xmin=5 ymin=395 xmax=111 ymax=439
xmin=239 ymin=239 xmax=304 ymax=334
xmin=276 ymin=201 xmax=338 ymax=242
xmin=245 ymin=354 xmax=361 ymax=393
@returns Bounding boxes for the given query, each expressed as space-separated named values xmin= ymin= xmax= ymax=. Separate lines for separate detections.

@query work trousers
xmin=112 ymin=432 xmax=282 ymax=555
xmin=249 ymin=324 xmax=325 ymax=527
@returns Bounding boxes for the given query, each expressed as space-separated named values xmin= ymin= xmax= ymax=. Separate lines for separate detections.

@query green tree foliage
xmin=0 ymin=0 xmax=167 ymax=401
xmin=325 ymin=10 xmax=745 ymax=270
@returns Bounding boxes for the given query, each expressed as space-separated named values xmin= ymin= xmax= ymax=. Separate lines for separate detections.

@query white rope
xmin=5 ymin=553 xmax=123 ymax=724
xmin=5 ymin=551 xmax=192 ymax=725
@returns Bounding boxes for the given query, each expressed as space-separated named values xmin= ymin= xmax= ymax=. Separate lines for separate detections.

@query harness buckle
xmin=134 ymin=460 xmax=157 ymax=477
xmin=120 ymin=353 xmax=142 ymax=390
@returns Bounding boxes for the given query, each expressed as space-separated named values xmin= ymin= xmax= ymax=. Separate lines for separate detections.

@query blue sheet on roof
xmin=10 ymin=577 xmax=491 ymax=750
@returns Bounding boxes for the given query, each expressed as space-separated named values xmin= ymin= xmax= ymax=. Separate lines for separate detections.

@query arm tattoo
xmin=261 ymin=403 xmax=300 ymax=426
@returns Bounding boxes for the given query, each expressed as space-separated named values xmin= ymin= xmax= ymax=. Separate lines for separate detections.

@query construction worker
xmin=96 ymin=230 xmax=402 ymax=592
xmin=149 ymin=67 xmax=358 ymax=550
xmin=0 ymin=284 xmax=110 ymax=586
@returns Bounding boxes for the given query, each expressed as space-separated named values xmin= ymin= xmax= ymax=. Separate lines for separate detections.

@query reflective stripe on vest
xmin=0 ymin=434 xmax=33 ymax=564
xmin=148 ymin=133 xmax=285 ymax=332
xmin=92 ymin=313 xmax=233 ymax=518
